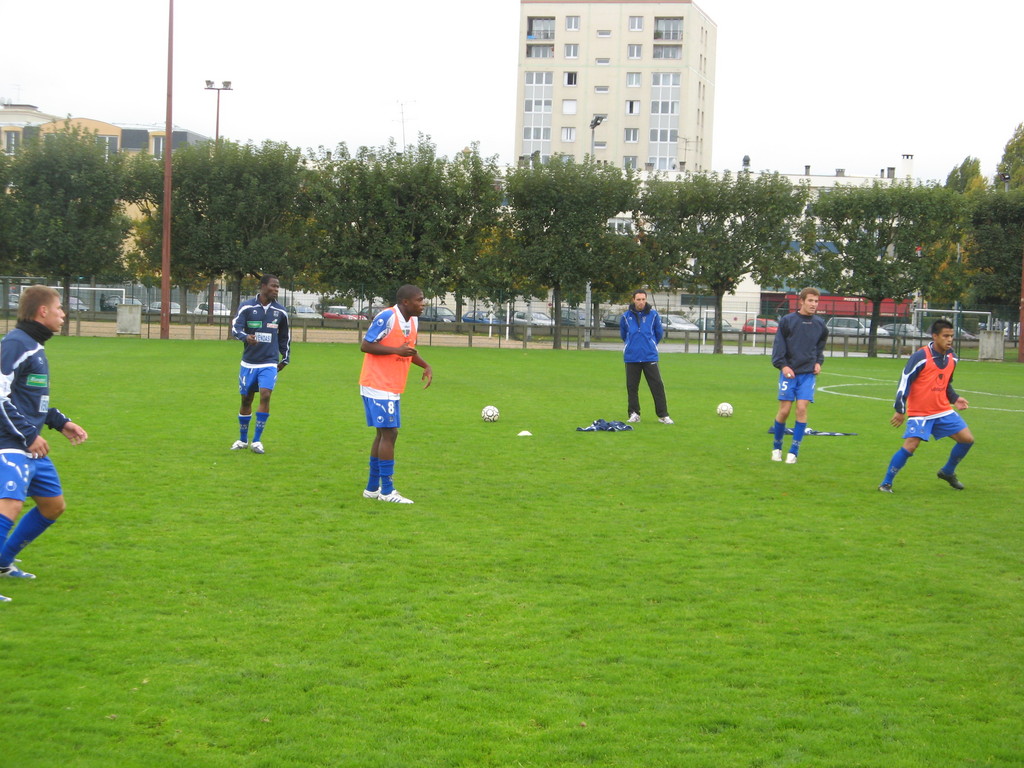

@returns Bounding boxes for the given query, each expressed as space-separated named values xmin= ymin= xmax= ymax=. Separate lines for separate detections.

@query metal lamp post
xmin=589 ymin=115 xmax=605 ymax=159
xmin=204 ymin=80 xmax=233 ymax=143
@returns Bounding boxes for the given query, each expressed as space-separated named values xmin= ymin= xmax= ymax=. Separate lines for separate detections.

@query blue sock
xmin=941 ymin=442 xmax=972 ymax=476
xmin=789 ymin=421 xmax=807 ymax=456
xmin=772 ymin=420 xmax=786 ymax=450
xmin=0 ymin=515 xmax=12 ymax=551
xmin=0 ymin=508 xmax=53 ymax=568
xmin=253 ymin=412 xmax=269 ymax=443
xmin=883 ymin=447 xmax=913 ymax=486
xmin=379 ymin=460 xmax=396 ymax=495
xmin=367 ymin=457 xmax=381 ymax=492
xmin=238 ymin=413 xmax=252 ymax=443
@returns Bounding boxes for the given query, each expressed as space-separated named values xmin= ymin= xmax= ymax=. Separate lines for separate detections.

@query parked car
xmin=322 ymin=306 xmax=366 ymax=320
xmin=67 ymin=296 xmax=88 ymax=312
xmin=881 ymin=323 xmax=930 ymax=340
xmin=512 ymin=310 xmax=554 ymax=327
xmin=825 ymin=317 xmax=889 ymax=337
xmin=143 ymin=301 xmax=182 ymax=316
xmin=559 ymin=308 xmax=588 ymax=326
xmin=190 ymin=302 xmax=232 ymax=317
xmin=464 ymin=310 xmax=501 ymax=324
xmin=100 ymin=296 xmax=144 ymax=311
xmin=742 ymin=318 xmax=779 ymax=334
xmin=288 ymin=305 xmax=318 ymax=319
xmin=420 ymin=306 xmax=457 ymax=323
xmin=602 ymin=310 xmax=625 ymax=328
xmin=695 ymin=317 xmax=737 ymax=332
xmin=662 ymin=314 xmax=699 ymax=332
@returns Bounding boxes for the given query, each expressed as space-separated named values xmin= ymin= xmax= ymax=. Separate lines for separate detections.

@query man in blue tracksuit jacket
xmin=619 ymin=289 xmax=673 ymax=425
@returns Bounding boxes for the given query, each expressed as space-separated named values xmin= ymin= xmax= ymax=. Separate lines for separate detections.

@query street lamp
xmin=204 ymin=79 xmax=233 ymax=143
xmin=589 ymin=114 xmax=605 ymax=159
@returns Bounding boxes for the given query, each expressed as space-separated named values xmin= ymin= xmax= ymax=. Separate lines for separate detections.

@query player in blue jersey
xmin=0 ymin=286 xmax=89 ymax=603
xmin=770 ymin=287 xmax=828 ymax=464
xmin=620 ymin=290 xmax=673 ymax=424
xmin=230 ymin=275 xmax=290 ymax=454
xmin=878 ymin=319 xmax=973 ymax=493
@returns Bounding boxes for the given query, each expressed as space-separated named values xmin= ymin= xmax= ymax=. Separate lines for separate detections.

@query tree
xmin=139 ymin=139 xmax=309 ymax=317
xmin=307 ymin=138 xmax=461 ymax=308
xmin=640 ymin=171 xmax=809 ymax=353
xmin=501 ymin=157 xmax=640 ymax=348
xmin=945 ymin=156 xmax=988 ymax=194
xmin=803 ymin=183 xmax=963 ymax=356
xmin=995 ymin=122 xmax=1024 ymax=190
xmin=967 ymin=189 xmax=1024 ymax=307
xmin=7 ymin=124 xmax=132 ymax=332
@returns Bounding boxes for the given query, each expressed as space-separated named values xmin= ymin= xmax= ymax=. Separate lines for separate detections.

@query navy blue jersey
xmin=0 ymin=327 xmax=71 ymax=453
xmin=232 ymin=298 xmax=290 ymax=367
xmin=772 ymin=312 xmax=828 ymax=374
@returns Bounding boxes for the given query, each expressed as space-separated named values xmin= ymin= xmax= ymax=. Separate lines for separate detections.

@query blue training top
xmin=619 ymin=304 xmax=664 ymax=363
xmin=771 ymin=311 xmax=828 ymax=375
xmin=232 ymin=298 xmax=291 ymax=368
xmin=0 ymin=324 xmax=71 ymax=453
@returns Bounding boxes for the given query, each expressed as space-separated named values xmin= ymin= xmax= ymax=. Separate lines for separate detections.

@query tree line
xmin=1 ymin=123 xmax=1022 ymax=352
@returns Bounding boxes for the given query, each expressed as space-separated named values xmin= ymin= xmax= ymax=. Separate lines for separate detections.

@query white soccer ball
xmin=481 ymin=405 xmax=500 ymax=422
xmin=716 ymin=402 xmax=734 ymax=417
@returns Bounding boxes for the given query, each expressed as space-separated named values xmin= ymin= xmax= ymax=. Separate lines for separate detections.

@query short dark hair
xmin=633 ymin=289 xmax=648 ymax=299
xmin=259 ymin=274 xmax=279 ymax=287
xmin=931 ymin=319 xmax=954 ymax=335
xmin=396 ymin=284 xmax=423 ymax=302
xmin=799 ymin=287 xmax=821 ymax=300
xmin=18 ymin=285 xmax=60 ymax=323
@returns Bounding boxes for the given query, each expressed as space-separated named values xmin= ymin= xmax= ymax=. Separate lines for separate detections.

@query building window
xmin=626 ymin=72 xmax=641 ymax=87
xmin=653 ymin=45 xmax=682 ymax=59
xmin=527 ymin=17 xmax=555 ymax=40
xmin=624 ymin=128 xmax=639 ymax=143
xmin=562 ymin=99 xmax=577 ymax=115
xmin=594 ymin=141 xmax=607 ymax=150
xmin=651 ymin=72 xmax=681 ymax=86
xmin=651 ymin=101 xmax=679 ymax=115
xmin=524 ymin=126 xmax=551 ymax=140
xmin=152 ymin=135 xmax=164 ymax=158
xmin=649 ymin=129 xmax=679 ymax=142
xmin=627 ymin=44 xmax=642 ymax=59
xmin=562 ymin=127 xmax=576 ymax=142
xmin=595 ymin=85 xmax=609 ymax=94
xmin=595 ymin=57 xmax=610 ymax=66
xmin=654 ymin=17 xmax=683 ymax=40
xmin=525 ymin=71 xmax=553 ymax=85
xmin=564 ymin=43 xmax=579 ymax=58
xmin=623 ymin=156 xmax=638 ymax=170
xmin=4 ymin=131 xmax=20 ymax=154
xmin=97 ymin=135 xmax=119 ymax=158
xmin=626 ymin=101 xmax=641 ymax=115
xmin=597 ymin=29 xmax=611 ymax=38
xmin=524 ymin=99 xmax=552 ymax=113
xmin=527 ymin=44 xmax=555 ymax=58
xmin=566 ymin=15 xmax=580 ymax=31
xmin=629 ymin=16 xmax=644 ymax=31
xmin=564 ymin=71 xmax=577 ymax=86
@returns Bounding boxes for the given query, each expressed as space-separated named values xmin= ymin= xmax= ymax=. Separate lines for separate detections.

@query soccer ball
xmin=481 ymin=405 xmax=500 ymax=422
xmin=716 ymin=402 xmax=733 ymax=417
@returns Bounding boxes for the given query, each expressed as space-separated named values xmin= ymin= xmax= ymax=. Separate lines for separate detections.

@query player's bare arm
xmin=890 ymin=411 xmax=906 ymax=427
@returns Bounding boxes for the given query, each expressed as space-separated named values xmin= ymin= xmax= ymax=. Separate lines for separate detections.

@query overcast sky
xmin=3 ymin=0 xmax=1020 ymax=183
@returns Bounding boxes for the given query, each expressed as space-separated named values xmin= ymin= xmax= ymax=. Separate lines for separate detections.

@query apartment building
xmin=0 ymin=102 xmax=206 ymax=157
xmin=515 ymin=0 xmax=716 ymax=172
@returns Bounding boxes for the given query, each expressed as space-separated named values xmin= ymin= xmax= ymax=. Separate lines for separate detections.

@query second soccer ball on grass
xmin=481 ymin=405 xmax=500 ymax=422
xmin=716 ymin=402 xmax=734 ymax=417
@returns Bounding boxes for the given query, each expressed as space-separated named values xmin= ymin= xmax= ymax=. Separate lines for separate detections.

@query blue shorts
xmin=903 ymin=412 xmax=968 ymax=441
xmin=363 ymin=396 xmax=401 ymax=429
xmin=0 ymin=453 xmax=63 ymax=501
xmin=777 ymin=372 xmax=816 ymax=402
xmin=239 ymin=365 xmax=278 ymax=396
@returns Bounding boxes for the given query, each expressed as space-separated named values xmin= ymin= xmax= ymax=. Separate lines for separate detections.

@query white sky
xmin=3 ymin=0 xmax=1020 ymax=183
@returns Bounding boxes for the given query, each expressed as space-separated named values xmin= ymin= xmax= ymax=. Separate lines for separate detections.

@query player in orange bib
xmin=878 ymin=319 xmax=974 ymax=493
xmin=358 ymin=285 xmax=433 ymax=504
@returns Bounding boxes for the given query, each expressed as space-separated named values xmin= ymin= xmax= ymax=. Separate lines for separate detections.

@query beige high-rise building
xmin=515 ymin=0 xmax=715 ymax=172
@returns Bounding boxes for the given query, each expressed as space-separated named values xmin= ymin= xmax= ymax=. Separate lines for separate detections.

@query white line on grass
xmin=818 ymin=372 xmax=1024 ymax=412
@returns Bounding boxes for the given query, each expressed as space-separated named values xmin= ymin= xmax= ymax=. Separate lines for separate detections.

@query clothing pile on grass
xmin=576 ymin=419 xmax=634 ymax=432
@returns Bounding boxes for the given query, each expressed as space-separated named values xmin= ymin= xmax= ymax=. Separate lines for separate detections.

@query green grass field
xmin=3 ymin=338 xmax=1022 ymax=767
